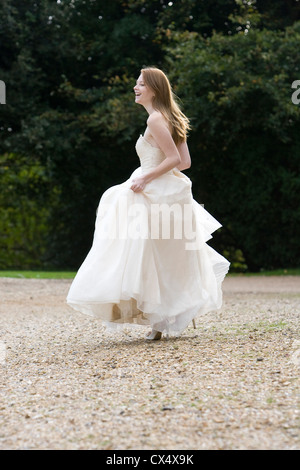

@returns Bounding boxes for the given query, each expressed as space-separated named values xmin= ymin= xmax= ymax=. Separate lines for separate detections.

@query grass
xmin=0 ymin=271 xmax=76 ymax=279
xmin=228 ymin=268 xmax=300 ymax=276
xmin=0 ymin=268 xmax=299 ymax=279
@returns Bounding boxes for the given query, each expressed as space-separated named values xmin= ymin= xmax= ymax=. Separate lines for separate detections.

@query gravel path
xmin=0 ymin=276 xmax=299 ymax=450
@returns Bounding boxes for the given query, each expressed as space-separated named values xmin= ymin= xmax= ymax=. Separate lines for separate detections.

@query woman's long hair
xmin=141 ymin=67 xmax=191 ymax=145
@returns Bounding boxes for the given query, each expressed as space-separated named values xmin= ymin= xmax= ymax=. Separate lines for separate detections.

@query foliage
xmin=166 ymin=22 xmax=300 ymax=269
xmin=0 ymin=153 xmax=58 ymax=268
xmin=0 ymin=0 xmax=300 ymax=270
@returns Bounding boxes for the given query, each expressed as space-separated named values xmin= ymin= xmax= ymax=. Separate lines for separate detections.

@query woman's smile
xmin=133 ymin=74 xmax=155 ymax=108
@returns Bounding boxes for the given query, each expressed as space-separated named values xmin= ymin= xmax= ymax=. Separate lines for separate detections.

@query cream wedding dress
xmin=67 ymin=135 xmax=230 ymax=334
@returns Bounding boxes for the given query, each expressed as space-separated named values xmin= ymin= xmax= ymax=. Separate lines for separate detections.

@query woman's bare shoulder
xmin=147 ymin=111 xmax=162 ymax=123
xmin=147 ymin=111 xmax=169 ymax=132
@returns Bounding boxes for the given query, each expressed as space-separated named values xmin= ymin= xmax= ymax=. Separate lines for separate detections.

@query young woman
xmin=67 ymin=67 xmax=230 ymax=340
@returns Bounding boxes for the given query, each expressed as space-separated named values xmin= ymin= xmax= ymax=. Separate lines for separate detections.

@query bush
xmin=0 ymin=153 xmax=57 ymax=269
xmin=166 ymin=23 xmax=300 ymax=270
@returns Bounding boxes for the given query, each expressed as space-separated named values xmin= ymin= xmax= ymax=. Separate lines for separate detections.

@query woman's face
xmin=133 ymin=74 xmax=155 ymax=107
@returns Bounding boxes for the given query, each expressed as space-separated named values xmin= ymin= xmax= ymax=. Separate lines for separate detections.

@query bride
xmin=67 ymin=67 xmax=230 ymax=340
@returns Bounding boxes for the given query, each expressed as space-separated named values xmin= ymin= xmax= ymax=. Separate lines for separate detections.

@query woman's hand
xmin=130 ymin=175 xmax=147 ymax=192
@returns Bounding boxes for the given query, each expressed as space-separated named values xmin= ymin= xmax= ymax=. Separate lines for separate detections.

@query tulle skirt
xmin=67 ymin=166 xmax=230 ymax=334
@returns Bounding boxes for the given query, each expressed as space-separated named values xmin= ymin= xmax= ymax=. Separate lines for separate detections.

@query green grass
xmin=0 ymin=271 xmax=76 ymax=279
xmin=229 ymin=268 xmax=300 ymax=276
xmin=0 ymin=267 xmax=299 ymax=279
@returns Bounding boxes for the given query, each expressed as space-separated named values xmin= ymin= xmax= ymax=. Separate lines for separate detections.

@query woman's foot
xmin=145 ymin=329 xmax=162 ymax=341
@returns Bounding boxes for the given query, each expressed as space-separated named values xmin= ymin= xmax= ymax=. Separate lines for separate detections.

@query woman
xmin=67 ymin=67 xmax=230 ymax=340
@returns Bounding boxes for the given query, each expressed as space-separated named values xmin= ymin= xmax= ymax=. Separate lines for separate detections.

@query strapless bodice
xmin=136 ymin=135 xmax=168 ymax=173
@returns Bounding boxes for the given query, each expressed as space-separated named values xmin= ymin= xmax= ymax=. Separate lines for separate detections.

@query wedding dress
xmin=67 ymin=135 xmax=230 ymax=334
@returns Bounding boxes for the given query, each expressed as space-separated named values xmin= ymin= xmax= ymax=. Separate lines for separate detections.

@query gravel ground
xmin=0 ymin=275 xmax=299 ymax=450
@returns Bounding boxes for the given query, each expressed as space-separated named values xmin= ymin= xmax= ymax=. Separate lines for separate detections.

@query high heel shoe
xmin=145 ymin=329 xmax=162 ymax=341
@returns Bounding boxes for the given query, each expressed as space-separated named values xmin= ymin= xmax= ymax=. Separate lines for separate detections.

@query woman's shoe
xmin=145 ymin=329 xmax=162 ymax=341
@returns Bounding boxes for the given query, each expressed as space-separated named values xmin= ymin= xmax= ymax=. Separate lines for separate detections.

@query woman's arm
xmin=144 ymin=112 xmax=182 ymax=181
xmin=131 ymin=112 xmax=181 ymax=192
xmin=176 ymin=141 xmax=191 ymax=171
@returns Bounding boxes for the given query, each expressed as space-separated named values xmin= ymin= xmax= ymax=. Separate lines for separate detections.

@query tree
xmin=0 ymin=0 xmax=299 ymax=270
xmin=166 ymin=22 xmax=300 ymax=269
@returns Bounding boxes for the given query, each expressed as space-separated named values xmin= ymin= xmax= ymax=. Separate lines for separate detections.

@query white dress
xmin=67 ymin=135 xmax=230 ymax=334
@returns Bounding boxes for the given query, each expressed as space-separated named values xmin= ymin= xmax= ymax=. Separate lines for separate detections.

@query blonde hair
xmin=141 ymin=67 xmax=191 ymax=145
